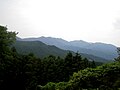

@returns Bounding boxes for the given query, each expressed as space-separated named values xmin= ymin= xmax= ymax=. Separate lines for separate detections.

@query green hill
xmin=14 ymin=41 xmax=109 ymax=62
xmin=13 ymin=41 xmax=69 ymax=58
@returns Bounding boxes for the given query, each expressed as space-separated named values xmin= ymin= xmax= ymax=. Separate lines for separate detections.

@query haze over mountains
xmin=16 ymin=36 xmax=118 ymax=61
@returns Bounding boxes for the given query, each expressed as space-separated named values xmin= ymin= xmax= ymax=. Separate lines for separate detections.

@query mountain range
xmin=17 ymin=36 xmax=118 ymax=60
xmin=14 ymin=41 xmax=69 ymax=58
xmin=13 ymin=40 xmax=108 ymax=63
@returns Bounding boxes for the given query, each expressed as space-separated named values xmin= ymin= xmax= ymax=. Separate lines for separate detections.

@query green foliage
xmin=0 ymin=26 xmax=16 ymax=62
xmin=38 ymin=82 xmax=56 ymax=90
xmin=39 ymin=62 xmax=120 ymax=90
xmin=115 ymin=48 xmax=120 ymax=62
xmin=71 ymin=61 xmax=120 ymax=89
xmin=37 ymin=82 xmax=69 ymax=90
xmin=0 ymin=26 xmax=16 ymax=46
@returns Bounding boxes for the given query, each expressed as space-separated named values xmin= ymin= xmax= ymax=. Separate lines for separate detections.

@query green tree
xmin=73 ymin=52 xmax=82 ymax=70
xmin=115 ymin=48 xmax=120 ymax=62
xmin=0 ymin=25 xmax=18 ymax=89
xmin=0 ymin=25 xmax=16 ymax=63
xmin=91 ymin=60 xmax=96 ymax=68
xmin=64 ymin=52 xmax=73 ymax=80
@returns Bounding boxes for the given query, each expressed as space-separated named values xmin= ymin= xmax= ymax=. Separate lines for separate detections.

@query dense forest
xmin=0 ymin=25 xmax=120 ymax=90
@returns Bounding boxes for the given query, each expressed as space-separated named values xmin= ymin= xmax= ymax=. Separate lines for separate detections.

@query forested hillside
xmin=14 ymin=41 xmax=109 ymax=62
xmin=13 ymin=41 xmax=69 ymax=58
xmin=18 ymin=36 xmax=118 ymax=60
xmin=0 ymin=25 xmax=120 ymax=90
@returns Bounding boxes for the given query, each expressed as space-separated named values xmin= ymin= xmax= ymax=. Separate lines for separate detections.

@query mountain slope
xmin=14 ymin=41 xmax=69 ymax=58
xmin=18 ymin=36 xmax=118 ymax=60
xmin=14 ymin=41 xmax=109 ymax=62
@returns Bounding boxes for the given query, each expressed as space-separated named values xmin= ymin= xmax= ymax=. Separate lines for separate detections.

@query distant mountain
xmin=16 ymin=37 xmax=22 ymax=41
xmin=80 ymin=53 xmax=110 ymax=63
xmin=14 ymin=40 xmax=109 ymax=63
xmin=13 ymin=41 xmax=69 ymax=58
xmin=19 ymin=36 xmax=69 ymax=47
xmin=17 ymin=36 xmax=118 ymax=60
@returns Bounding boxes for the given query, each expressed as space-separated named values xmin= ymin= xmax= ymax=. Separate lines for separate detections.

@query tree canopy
xmin=0 ymin=26 xmax=16 ymax=61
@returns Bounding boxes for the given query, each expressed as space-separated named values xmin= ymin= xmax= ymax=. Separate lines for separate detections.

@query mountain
xmin=17 ymin=36 xmax=118 ymax=60
xmin=14 ymin=40 xmax=109 ymax=62
xmin=80 ymin=53 xmax=110 ymax=63
xmin=19 ymin=36 xmax=69 ymax=47
xmin=69 ymin=41 xmax=118 ymax=60
xmin=13 ymin=41 xmax=69 ymax=58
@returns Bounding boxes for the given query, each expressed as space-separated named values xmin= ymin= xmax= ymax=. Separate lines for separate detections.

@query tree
xmin=73 ymin=52 xmax=82 ymax=70
xmin=64 ymin=52 xmax=73 ymax=80
xmin=0 ymin=25 xmax=16 ymax=63
xmin=0 ymin=25 xmax=19 ymax=90
xmin=117 ymin=48 xmax=120 ymax=56
xmin=115 ymin=48 xmax=120 ymax=62
xmin=91 ymin=60 xmax=96 ymax=68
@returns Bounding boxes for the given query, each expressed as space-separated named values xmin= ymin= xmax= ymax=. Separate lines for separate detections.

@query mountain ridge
xmin=16 ymin=36 xmax=118 ymax=60
xmin=14 ymin=40 xmax=109 ymax=63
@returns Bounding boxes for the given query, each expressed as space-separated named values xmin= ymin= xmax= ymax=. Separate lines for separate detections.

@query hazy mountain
xmin=14 ymin=41 xmax=109 ymax=62
xmin=16 ymin=37 xmax=22 ymax=40
xmin=19 ymin=36 xmax=69 ymax=47
xmin=17 ymin=36 xmax=118 ymax=60
xmin=14 ymin=41 xmax=69 ymax=58
xmin=69 ymin=41 xmax=118 ymax=60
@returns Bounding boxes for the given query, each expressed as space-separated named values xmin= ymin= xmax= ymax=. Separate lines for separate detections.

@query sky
xmin=0 ymin=0 xmax=120 ymax=46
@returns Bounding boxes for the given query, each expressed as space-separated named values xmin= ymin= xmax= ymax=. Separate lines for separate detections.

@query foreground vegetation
xmin=38 ymin=61 xmax=120 ymax=90
xmin=0 ymin=25 xmax=120 ymax=90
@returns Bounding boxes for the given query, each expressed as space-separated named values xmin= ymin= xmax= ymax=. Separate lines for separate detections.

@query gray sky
xmin=0 ymin=0 xmax=120 ymax=46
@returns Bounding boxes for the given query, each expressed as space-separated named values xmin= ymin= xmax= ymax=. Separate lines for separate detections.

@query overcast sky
xmin=0 ymin=0 xmax=120 ymax=46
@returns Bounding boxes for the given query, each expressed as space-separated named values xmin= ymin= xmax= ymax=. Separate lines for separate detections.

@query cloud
xmin=113 ymin=19 xmax=120 ymax=30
